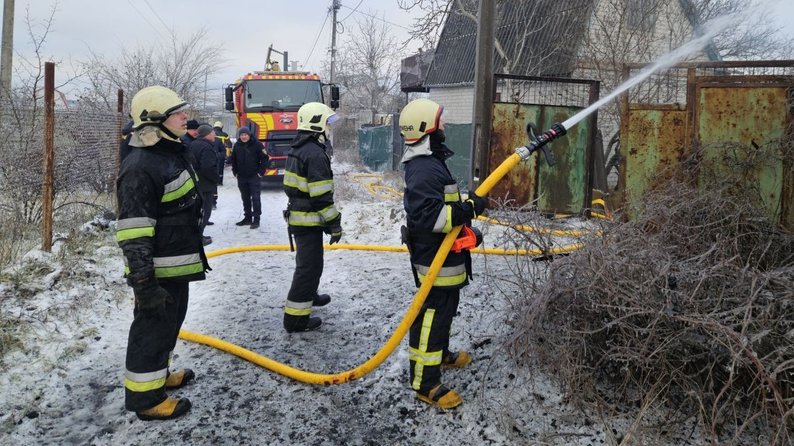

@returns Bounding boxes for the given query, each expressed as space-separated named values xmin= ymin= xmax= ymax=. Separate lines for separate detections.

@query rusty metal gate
xmin=619 ymin=61 xmax=794 ymax=230
xmin=488 ymin=74 xmax=600 ymax=215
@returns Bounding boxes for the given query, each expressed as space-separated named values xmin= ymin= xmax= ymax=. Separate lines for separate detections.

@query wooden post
xmin=469 ymin=0 xmax=495 ymax=189
xmin=41 ymin=62 xmax=55 ymax=252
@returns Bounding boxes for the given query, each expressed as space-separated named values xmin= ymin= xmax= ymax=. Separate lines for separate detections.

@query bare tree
xmin=397 ymin=0 xmax=454 ymax=50
xmin=78 ymin=29 xmax=224 ymax=114
xmin=335 ymin=12 xmax=404 ymax=124
xmin=686 ymin=0 xmax=794 ymax=59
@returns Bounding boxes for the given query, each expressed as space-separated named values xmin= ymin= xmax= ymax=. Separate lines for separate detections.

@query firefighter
xmin=116 ymin=86 xmax=210 ymax=421
xmin=399 ymin=98 xmax=487 ymax=409
xmin=282 ymin=102 xmax=340 ymax=333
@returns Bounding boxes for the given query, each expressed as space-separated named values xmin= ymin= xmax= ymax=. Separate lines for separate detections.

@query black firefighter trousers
xmin=408 ymin=287 xmax=460 ymax=394
xmin=284 ymin=228 xmax=324 ymax=331
xmin=124 ymin=281 xmax=189 ymax=411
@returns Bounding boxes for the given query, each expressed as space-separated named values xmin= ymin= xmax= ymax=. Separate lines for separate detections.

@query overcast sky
xmin=2 ymin=0 xmax=793 ymax=98
xmin=4 ymin=0 xmax=421 ymax=95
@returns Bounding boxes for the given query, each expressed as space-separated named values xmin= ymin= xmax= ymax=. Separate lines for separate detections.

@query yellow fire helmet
xmin=399 ymin=98 xmax=443 ymax=145
xmin=297 ymin=102 xmax=338 ymax=133
xmin=130 ymin=86 xmax=188 ymax=131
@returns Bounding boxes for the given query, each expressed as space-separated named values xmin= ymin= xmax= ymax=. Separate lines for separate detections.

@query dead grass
xmin=502 ymin=179 xmax=794 ymax=445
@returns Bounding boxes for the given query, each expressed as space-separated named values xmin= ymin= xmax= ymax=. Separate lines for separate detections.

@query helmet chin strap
xmin=160 ymin=122 xmax=186 ymax=141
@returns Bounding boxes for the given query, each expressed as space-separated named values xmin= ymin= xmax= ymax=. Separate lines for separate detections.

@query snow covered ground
xmin=0 ymin=163 xmax=640 ymax=446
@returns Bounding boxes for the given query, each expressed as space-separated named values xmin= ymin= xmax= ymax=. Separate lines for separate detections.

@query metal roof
xmin=425 ymin=0 xmax=596 ymax=87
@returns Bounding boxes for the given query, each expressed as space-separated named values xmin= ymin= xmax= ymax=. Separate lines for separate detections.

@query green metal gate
xmin=488 ymin=75 xmax=600 ymax=214
xmin=620 ymin=61 xmax=794 ymax=230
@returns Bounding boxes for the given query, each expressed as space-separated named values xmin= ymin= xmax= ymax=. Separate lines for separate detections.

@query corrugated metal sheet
xmin=425 ymin=0 xmax=595 ymax=87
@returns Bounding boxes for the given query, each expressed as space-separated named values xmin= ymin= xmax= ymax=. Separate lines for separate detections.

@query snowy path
xmin=1 ymin=166 xmax=615 ymax=446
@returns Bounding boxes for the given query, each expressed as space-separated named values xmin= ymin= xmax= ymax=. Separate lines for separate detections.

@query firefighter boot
xmin=284 ymin=316 xmax=322 ymax=333
xmin=416 ymin=384 xmax=462 ymax=409
xmin=442 ymin=351 xmax=472 ymax=369
xmin=313 ymin=293 xmax=331 ymax=307
xmin=136 ymin=397 xmax=192 ymax=421
xmin=165 ymin=368 xmax=195 ymax=389
xmin=235 ymin=217 xmax=252 ymax=226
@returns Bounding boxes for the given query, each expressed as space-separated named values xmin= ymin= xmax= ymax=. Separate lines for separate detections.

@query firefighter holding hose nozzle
xmin=399 ymin=98 xmax=487 ymax=409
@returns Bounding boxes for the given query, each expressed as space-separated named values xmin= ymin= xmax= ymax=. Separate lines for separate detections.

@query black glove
xmin=471 ymin=226 xmax=483 ymax=247
xmin=465 ymin=191 xmax=487 ymax=218
xmin=132 ymin=281 xmax=171 ymax=317
xmin=324 ymin=220 xmax=342 ymax=245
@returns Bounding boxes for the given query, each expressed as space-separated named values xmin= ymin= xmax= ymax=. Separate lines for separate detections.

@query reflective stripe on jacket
xmin=115 ymin=138 xmax=209 ymax=284
xmin=402 ymin=138 xmax=473 ymax=289
xmin=283 ymin=132 xmax=339 ymax=231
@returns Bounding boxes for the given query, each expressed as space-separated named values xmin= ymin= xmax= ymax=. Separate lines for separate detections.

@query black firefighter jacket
xmin=283 ymin=132 xmax=340 ymax=235
xmin=401 ymin=137 xmax=476 ymax=289
xmin=115 ymin=137 xmax=210 ymax=286
xmin=231 ymin=137 xmax=268 ymax=178
xmin=188 ymin=138 xmax=220 ymax=193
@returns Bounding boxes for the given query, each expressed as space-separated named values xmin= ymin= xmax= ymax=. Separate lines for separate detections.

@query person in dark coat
xmin=282 ymin=102 xmax=340 ymax=333
xmin=213 ymin=121 xmax=231 ymax=184
xmin=230 ymin=127 xmax=268 ymax=228
xmin=180 ymin=119 xmax=199 ymax=145
xmin=116 ymin=86 xmax=210 ymax=421
xmin=189 ymin=124 xmax=220 ymax=245
xmin=399 ymin=98 xmax=487 ymax=410
xmin=119 ymin=120 xmax=134 ymax=167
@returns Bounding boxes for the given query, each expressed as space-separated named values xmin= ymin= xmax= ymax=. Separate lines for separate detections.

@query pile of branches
xmin=506 ymin=181 xmax=793 ymax=444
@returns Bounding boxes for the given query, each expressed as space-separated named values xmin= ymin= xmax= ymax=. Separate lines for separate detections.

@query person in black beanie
xmin=230 ymin=127 xmax=268 ymax=229
xmin=180 ymin=119 xmax=200 ymax=145
xmin=189 ymin=124 xmax=220 ymax=245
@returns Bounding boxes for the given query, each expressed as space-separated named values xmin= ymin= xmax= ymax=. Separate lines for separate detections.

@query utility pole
xmin=329 ymin=0 xmax=341 ymax=84
xmin=469 ymin=0 xmax=496 ymax=189
xmin=1 ymin=0 xmax=15 ymax=97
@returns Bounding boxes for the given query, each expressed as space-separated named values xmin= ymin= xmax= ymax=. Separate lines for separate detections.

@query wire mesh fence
xmin=626 ymin=60 xmax=794 ymax=105
xmin=0 ymin=97 xmax=121 ymax=266
xmin=494 ymin=74 xmax=597 ymax=108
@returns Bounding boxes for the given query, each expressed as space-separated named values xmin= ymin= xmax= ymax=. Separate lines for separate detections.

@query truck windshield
xmin=244 ymin=79 xmax=323 ymax=112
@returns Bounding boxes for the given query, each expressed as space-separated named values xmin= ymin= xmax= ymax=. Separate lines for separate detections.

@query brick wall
xmin=429 ymin=85 xmax=474 ymax=124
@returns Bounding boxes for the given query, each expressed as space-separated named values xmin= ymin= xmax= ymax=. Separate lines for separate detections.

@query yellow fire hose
xmin=179 ymin=152 xmax=578 ymax=384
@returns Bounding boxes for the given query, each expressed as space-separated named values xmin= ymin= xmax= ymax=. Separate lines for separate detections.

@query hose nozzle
xmin=516 ymin=122 xmax=567 ymax=165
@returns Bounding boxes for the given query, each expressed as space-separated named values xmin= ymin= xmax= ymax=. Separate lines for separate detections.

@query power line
xmin=338 ymin=4 xmax=412 ymax=30
xmin=126 ymin=0 xmax=167 ymax=39
xmin=305 ymin=11 xmax=331 ymax=67
xmin=142 ymin=0 xmax=172 ymax=35
xmin=339 ymin=0 xmax=365 ymax=22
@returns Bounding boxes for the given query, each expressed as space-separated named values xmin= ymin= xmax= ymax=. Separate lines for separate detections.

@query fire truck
xmin=224 ymin=53 xmax=338 ymax=181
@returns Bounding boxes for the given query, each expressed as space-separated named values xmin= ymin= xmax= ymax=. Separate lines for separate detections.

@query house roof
xmin=424 ymin=0 xmax=596 ymax=87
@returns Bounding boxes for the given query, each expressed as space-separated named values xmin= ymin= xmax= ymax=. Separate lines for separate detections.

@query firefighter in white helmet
xmin=282 ymin=102 xmax=340 ymax=332
xmin=116 ymin=86 xmax=210 ymax=421
xmin=399 ymin=98 xmax=487 ymax=409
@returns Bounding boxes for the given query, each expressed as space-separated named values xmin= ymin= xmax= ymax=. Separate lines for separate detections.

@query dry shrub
xmin=505 ymin=180 xmax=794 ymax=445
